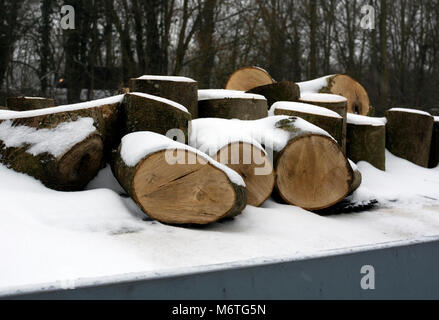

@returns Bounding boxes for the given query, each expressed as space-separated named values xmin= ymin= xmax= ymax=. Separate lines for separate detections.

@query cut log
xmin=429 ymin=117 xmax=439 ymax=168
xmin=225 ymin=66 xmax=275 ymax=91
xmin=122 ymin=93 xmax=191 ymax=142
xmin=348 ymin=160 xmax=363 ymax=194
xmin=386 ymin=108 xmax=434 ymax=168
xmin=271 ymin=101 xmax=344 ymax=151
xmin=197 ymin=90 xmax=268 ymax=120
xmin=346 ymin=114 xmax=387 ymax=171
xmin=246 ymin=81 xmax=300 ymax=107
xmin=129 ymin=75 xmax=198 ymax=118
xmin=6 ymin=96 xmax=55 ymax=111
xmin=297 ymin=74 xmax=370 ymax=115
xmin=111 ymin=132 xmax=247 ymax=225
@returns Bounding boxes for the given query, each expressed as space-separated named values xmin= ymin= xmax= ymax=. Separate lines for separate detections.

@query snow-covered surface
xmin=347 ymin=114 xmax=387 ymax=126
xmin=190 ymin=116 xmax=333 ymax=156
xmin=388 ymin=108 xmax=432 ymax=117
xmin=0 ymin=117 xmax=97 ymax=157
xmin=435 ymin=116 xmax=439 ymax=122
xmin=130 ymin=92 xmax=189 ymax=113
xmin=198 ymin=89 xmax=266 ymax=101
xmin=297 ymin=75 xmax=334 ymax=93
xmin=0 ymin=95 xmax=125 ymax=120
xmin=119 ymin=131 xmax=245 ymax=186
xmin=136 ymin=75 xmax=196 ymax=83
xmin=1 ymin=150 xmax=439 ymax=295
xmin=300 ymin=92 xmax=347 ymax=103
xmin=270 ymin=101 xmax=342 ymax=118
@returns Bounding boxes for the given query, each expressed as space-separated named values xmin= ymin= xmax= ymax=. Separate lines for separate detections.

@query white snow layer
xmin=300 ymin=92 xmax=348 ymax=103
xmin=190 ymin=116 xmax=333 ymax=156
xmin=347 ymin=114 xmax=387 ymax=126
xmin=136 ymin=75 xmax=196 ymax=83
xmin=198 ymin=89 xmax=267 ymax=101
xmin=130 ymin=92 xmax=189 ymax=113
xmin=1 ymin=149 xmax=439 ymax=293
xmin=119 ymin=131 xmax=245 ymax=187
xmin=297 ymin=75 xmax=334 ymax=93
xmin=0 ymin=117 xmax=97 ymax=157
xmin=435 ymin=116 xmax=439 ymax=122
xmin=270 ymin=101 xmax=342 ymax=118
xmin=388 ymin=108 xmax=432 ymax=117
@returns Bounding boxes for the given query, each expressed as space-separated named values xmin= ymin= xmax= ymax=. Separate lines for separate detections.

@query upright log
xmin=225 ymin=66 xmax=274 ymax=91
xmin=428 ymin=117 xmax=439 ymax=168
xmin=346 ymin=114 xmax=387 ymax=171
xmin=111 ymin=132 xmax=247 ymax=225
xmin=246 ymin=81 xmax=300 ymax=107
xmin=6 ymin=96 xmax=55 ymax=111
xmin=129 ymin=75 xmax=198 ymax=118
xmin=386 ymin=108 xmax=434 ymax=168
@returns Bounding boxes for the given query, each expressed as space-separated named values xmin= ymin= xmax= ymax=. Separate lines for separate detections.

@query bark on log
xmin=122 ymin=93 xmax=191 ymax=142
xmin=6 ymin=96 xmax=55 ymax=111
xmin=198 ymin=96 xmax=268 ymax=120
xmin=246 ymin=81 xmax=300 ymax=107
xmin=297 ymin=74 xmax=370 ymax=115
xmin=346 ymin=115 xmax=386 ymax=171
xmin=129 ymin=76 xmax=198 ymax=118
xmin=225 ymin=66 xmax=274 ymax=91
xmin=429 ymin=118 xmax=439 ymax=168
xmin=111 ymin=132 xmax=247 ymax=225
xmin=386 ymin=109 xmax=434 ymax=168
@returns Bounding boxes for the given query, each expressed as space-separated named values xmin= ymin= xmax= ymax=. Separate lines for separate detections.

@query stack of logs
xmin=0 ymin=67 xmax=437 ymax=226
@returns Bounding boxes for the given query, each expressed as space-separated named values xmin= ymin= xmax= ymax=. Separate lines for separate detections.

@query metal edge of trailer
xmin=2 ymin=236 xmax=439 ymax=300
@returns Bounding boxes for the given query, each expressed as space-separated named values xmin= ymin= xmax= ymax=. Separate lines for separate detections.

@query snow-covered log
xmin=111 ymin=132 xmax=247 ymax=225
xmin=386 ymin=108 xmax=434 ymax=168
xmin=6 ymin=96 xmax=55 ymax=111
xmin=429 ymin=117 xmax=439 ymax=168
xmin=346 ymin=114 xmax=387 ymax=171
xmin=348 ymin=160 xmax=363 ymax=195
xmin=246 ymin=81 xmax=300 ymax=107
xmin=270 ymin=101 xmax=344 ymax=151
xmin=129 ymin=75 xmax=198 ymax=118
xmin=197 ymin=90 xmax=268 ymax=120
xmin=122 ymin=93 xmax=191 ymax=143
xmin=225 ymin=66 xmax=274 ymax=92
xmin=297 ymin=74 xmax=370 ymax=115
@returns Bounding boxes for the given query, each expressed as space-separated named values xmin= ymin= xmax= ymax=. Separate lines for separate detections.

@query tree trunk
xmin=246 ymin=81 xmax=300 ymax=108
xmin=386 ymin=109 xmax=434 ymax=168
xmin=429 ymin=118 xmax=439 ymax=168
xmin=111 ymin=132 xmax=247 ymax=225
xmin=6 ymin=97 xmax=54 ymax=111
xmin=129 ymin=76 xmax=198 ymax=118
xmin=346 ymin=114 xmax=386 ymax=171
xmin=225 ymin=66 xmax=274 ymax=92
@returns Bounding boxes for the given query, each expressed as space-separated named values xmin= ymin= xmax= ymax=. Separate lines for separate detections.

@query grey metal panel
xmin=4 ymin=239 xmax=439 ymax=300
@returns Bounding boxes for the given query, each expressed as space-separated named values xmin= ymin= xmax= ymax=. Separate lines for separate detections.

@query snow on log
xmin=6 ymin=96 xmax=55 ymax=111
xmin=270 ymin=101 xmax=344 ymax=151
xmin=225 ymin=66 xmax=275 ymax=92
xmin=386 ymin=108 xmax=434 ymax=168
xmin=111 ymin=132 xmax=247 ymax=225
xmin=429 ymin=117 xmax=439 ymax=168
xmin=129 ymin=75 xmax=198 ymax=118
xmin=197 ymin=90 xmax=268 ymax=120
xmin=297 ymin=74 xmax=370 ymax=115
xmin=346 ymin=114 xmax=387 ymax=171
xmin=122 ymin=92 xmax=191 ymax=142
xmin=246 ymin=81 xmax=300 ymax=107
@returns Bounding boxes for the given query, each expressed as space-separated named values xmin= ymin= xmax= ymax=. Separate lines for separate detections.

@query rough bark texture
xmin=347 ymin=123 xmax=386 ymax=171
xmin=225 ymin=66 xmax=274 ymax=91
xmin=386 ymin=110 xmax=434 ymax=168
xmin=246 ymin=81 xmax=300 ymax=107
xmin=129 ymin=78 xmax=198 ymax=118
xmin=429 ymin=120 xmax=439 ymax=168
xmin=122 ymin=93 xmax=191 ymax=143
xmin=6 ymin=97 xmax=55 ymax=111
xmin=198 ymin=98 xmax=268 ymax=120
xmin=273 ymin=108 xmax=344 ymax=151
xmin=111 ymin=147 xmax=247 ymax=225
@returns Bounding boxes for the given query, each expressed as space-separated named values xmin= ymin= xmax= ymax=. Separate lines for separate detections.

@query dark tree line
xmin=1 ymin=0 xmax=438 ymax=116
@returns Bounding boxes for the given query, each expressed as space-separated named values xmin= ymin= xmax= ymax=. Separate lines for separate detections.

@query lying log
xmin=386 ymin=108 xmax=434 ymax=168
xmin=111 ymin=131 xmax=247 ymax=225
xmin=225 ymin=66 xmax=274 ymax=91
xmin=6 ymin=96 xmax=55 ymax=111
xmin=346 ymin=114 xmax=387 ymax=171
xmin=122 ymin=93 xmax=191 ymax=142
xmin=429 ymin=117 xmax=439 ymax=168
xmin=270 ymin=101 xmax=344 ymax=151
xmin=348 ymin=160 xmax=363 ymax=195
xmin=197 ymin=90 xmax=268 ymax=120
xmin=129 ymin=75 xmax=198 ymax=118
xmin=297 ymin=74 xmax=370 ymax=115
xmin=246 ymin=81 xmax=300 ymax=107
